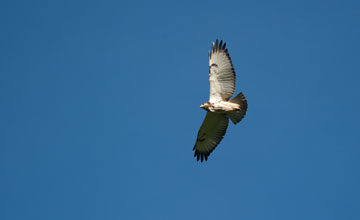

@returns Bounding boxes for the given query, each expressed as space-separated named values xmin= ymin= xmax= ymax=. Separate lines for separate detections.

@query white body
xmin=203 ymin=101 xmax=240 ymax=112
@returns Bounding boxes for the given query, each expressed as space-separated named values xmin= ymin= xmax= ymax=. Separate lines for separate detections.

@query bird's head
xmin=200 ymin=102 xmax=211 ymax=110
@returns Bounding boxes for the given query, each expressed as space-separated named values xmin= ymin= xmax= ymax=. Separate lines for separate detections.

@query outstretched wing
xmin=193 ymin=112 xmax=229 ymax=162
xmin=208 ymin=39 xmax=236 ymax=102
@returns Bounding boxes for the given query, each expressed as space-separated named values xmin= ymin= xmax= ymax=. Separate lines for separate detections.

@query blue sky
xmin=1 ymin=0 xmax=360 ymax=219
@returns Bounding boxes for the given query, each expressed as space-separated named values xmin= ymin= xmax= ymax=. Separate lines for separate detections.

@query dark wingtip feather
xmin=193 ymin=147 xmax=210 ymax=163
xmin=209 ymin=39 xmax=228 ymax=58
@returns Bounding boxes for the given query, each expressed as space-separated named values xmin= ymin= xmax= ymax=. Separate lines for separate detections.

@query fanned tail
xmin=228 ymin=92 xmax=247 ymax=125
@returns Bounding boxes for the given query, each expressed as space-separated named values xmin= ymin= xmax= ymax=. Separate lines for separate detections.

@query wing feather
xmin=208 ymin=39 xmax=236 ymax=102
xmin=193 ymin=112 xmax=229 ymax=162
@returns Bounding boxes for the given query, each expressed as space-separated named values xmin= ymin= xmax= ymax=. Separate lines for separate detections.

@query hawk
xmin=193 ymin=39 xmax=248 ymax=162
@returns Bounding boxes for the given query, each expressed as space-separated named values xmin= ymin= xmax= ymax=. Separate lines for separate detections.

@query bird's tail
xmin=227 ymin=92 xmax=248 ymax=125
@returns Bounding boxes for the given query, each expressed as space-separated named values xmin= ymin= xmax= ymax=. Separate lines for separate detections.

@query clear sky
xmin=1 ymin=0 xmax=360 ymax=219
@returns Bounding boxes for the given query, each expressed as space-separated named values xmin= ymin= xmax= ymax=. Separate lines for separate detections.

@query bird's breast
xmin=210 ymin=101 xmax=240 ymax=112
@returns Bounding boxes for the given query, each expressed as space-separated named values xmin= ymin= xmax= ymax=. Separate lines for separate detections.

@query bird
xmin=193 ymin=39 xmax=248 ymax=162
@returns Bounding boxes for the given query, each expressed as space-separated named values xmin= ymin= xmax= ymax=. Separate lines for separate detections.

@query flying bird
xmin=193 ymin=39 xmax=248 ymax=162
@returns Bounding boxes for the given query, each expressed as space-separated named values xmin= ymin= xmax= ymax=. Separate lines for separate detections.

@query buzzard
xmin=193 ymin=39 xmax=247 ymax=162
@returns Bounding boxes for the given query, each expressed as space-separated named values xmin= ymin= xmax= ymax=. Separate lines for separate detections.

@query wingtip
xmin=210 ymin=39 xmax=227 ymax=56
xmin=193 ymin=149 xmax=209 ymax=163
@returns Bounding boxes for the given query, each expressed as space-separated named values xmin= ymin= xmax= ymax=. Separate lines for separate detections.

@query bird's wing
xmin=208 ymin=39 xmax=236 ymax=102
xmin=193 ymin=112 xmax=229 ymax=162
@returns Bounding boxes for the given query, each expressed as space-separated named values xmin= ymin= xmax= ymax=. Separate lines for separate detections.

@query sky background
xmin=1 ymin=0 xmax=360 ymax=219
